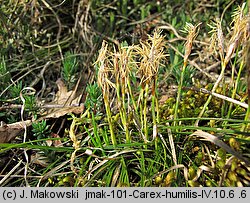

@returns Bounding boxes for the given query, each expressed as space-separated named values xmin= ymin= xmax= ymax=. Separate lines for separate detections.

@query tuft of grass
xmin=96 ymin=30 xmax=167 ymax=145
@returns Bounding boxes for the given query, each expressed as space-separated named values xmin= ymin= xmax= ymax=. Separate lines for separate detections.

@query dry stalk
xmin=69 ymin=115 xmax=81 ymax=175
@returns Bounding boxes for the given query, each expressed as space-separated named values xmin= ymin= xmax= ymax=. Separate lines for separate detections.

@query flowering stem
xmin=143 ymin=83 xmax=149 ymax=141
xmin=104 ymin=95 xmax=117 ymax=146
xmin=174 ymin=62 xmax=187 ymax=127
xmin=151 ymin=77 xmax=158 ymax=141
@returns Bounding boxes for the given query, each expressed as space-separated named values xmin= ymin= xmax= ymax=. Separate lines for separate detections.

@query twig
xmin=0 ymin=160 xmax=22 ymax=186
xmin=181 ymin=86 xmax=248 ymax=109
xmin=0 ymin=103 xmax=82 ymax=110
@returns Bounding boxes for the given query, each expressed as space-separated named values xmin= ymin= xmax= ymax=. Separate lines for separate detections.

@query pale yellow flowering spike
xmin=183 ymin=22 xmax=201 ymax=64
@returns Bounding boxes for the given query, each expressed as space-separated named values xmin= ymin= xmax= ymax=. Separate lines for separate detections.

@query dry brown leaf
xmin=0 ymin=120 xmax=32 ymax=143
xmin=191 ymin=130 xmax=250 ymax=166
xmin=0 ymin=78 xmax=83 ymax=143
xmin=55 ymin=78 xmax=82 ymax=106
xmin=40 ymin=104 xmax=84 ymax=119
xmin=39 ymin=78 xmax=83 ymax=119
xmin=54 ymin=79 xmax=74 ymax=106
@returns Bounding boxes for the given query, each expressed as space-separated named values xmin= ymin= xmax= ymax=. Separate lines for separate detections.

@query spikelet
xmin=208 ymin=18 xmax=225 ymax=59
xmin=183 ymin=22 xmax=201 ymax=66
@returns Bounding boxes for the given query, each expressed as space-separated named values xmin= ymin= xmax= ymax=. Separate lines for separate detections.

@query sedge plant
xmin=96 ymin=41 xmax=117 ymax=146
xmin=133 ymin=30 xmax=166 ymax=142
xmin=174 ymin=22 xmax=201 ymax=127
xmin=95 ymin=30 xmax=167 ymax=145
xmin=195 ymin=3 xmax=249 ymax=126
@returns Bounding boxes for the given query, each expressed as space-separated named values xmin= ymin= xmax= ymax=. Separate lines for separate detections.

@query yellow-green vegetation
xmin=0 ymin=0 xmax=250 ymax=187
